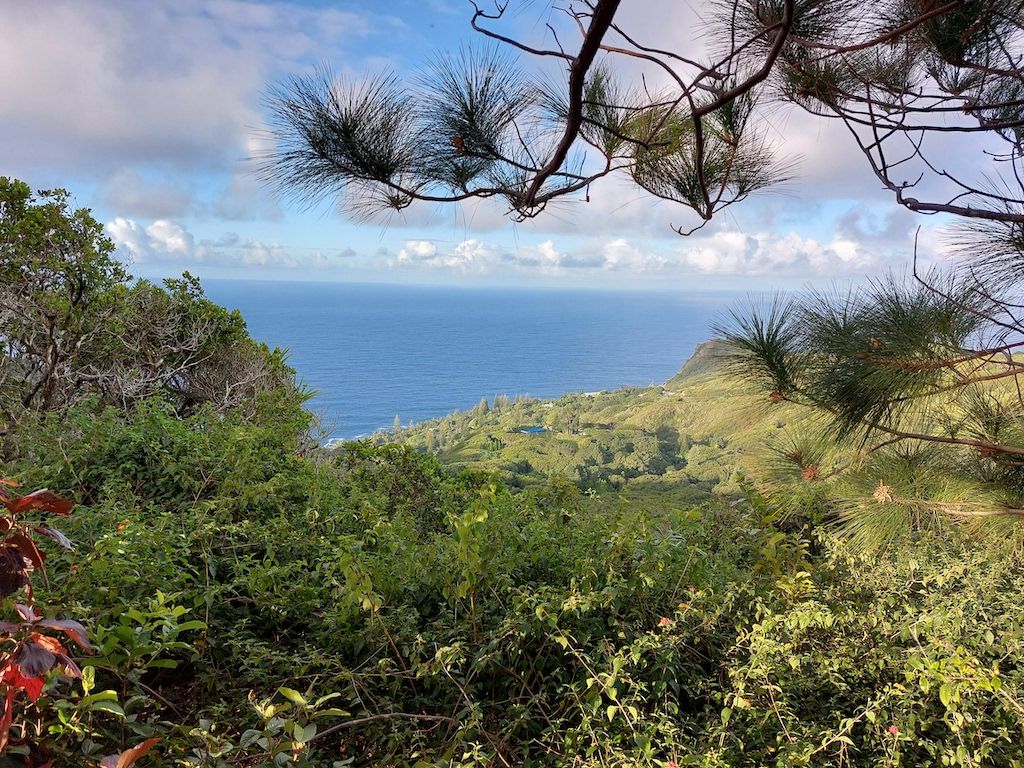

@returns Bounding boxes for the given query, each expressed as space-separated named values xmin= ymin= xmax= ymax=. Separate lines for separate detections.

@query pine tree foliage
xmin=260 ymin=1 xmax=800 ymax=225
xmin=260 ymin=1 xmax=1024 ymax=538
xmin=261 ymin=0 xmax=1024 ymax=231
xmin=719 ymin=270 xmax=1024 ymax=538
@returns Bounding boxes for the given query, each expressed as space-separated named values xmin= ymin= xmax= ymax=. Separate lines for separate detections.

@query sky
xmin=0 ymin=0 xmax=958 ymax=291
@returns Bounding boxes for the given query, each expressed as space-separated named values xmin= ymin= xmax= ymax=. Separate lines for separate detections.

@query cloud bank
xmin=107 ymin=217 xmax=343 ymax=271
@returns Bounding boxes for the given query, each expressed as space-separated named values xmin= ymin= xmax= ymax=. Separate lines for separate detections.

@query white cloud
xmin=104 ymin=214 xmax=925 ymax=283
xmin=536 ymin=240 xmax=565 ymax=270
xmin=601 ymin=239 xmax=668 ymax=272
xmin=394 ymin=239 xmax=490 ymax=271
xmin=146 ymin=221 xmax=196 ymax=258
xmin=387 ymin=237 xmax=667 ymax=276
xmin=451 ymin=239 xmax=488 ymax=268
xmin=0 ymin=0 xmax=398 ymax=214
xmin=106 ymin=218 xmax=197 ymax=264
xmin=679 ymin=231 xmax=886 ymax=277
xmin=384 ymin=231 xmax=892 ymax=279
xmin=105 ymin=216 xmax=327 ymax=271
xmin=500 ymin=239 xmax=670 ymax=273
xmin=397 ymin=240 xmax=439 ymax=262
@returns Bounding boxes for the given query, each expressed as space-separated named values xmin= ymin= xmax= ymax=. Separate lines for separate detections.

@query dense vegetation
xmin=1 ymin=1 xmax=1005 ymax=763
xmin=14 ymin=355 xmax=1024 ymax=768
xmin=391 ymin=341 xmax=765 ymax=500
xmin=1 ymin=179 xmax=1022 ymax=766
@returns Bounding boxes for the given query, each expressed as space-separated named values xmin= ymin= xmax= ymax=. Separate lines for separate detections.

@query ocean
xmin=203 ymin=280 xmax=738 ymax=440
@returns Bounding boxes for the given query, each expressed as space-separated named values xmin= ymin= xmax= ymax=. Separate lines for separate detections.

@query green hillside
xmin=393 ymin=339 xmax=809 ymax=505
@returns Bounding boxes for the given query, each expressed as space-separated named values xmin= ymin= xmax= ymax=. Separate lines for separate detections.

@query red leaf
xmin=32 ymin=525 xmax=73 ymax=550
xmin=32 ymin=634 xmax=65 ymax=654
xmin=100 ymin=737 xmax=162 ymax=768
xmin=37 ymin=620 xmax=91 ymax=651
xmin=15 ymin=673 xmax=44 ymax=702
xmin=0 ymin=688 xmax=14 ymax=750
xmin=7 ymin=534 xmax=46 ymax=571
xmin=11 ymin=490 xmax=73 ymax=517
xmin=15 ymin=604 xmax=38 ymax=623
xmin=17 ymin=641 xmax=57 ymax=678
xmin=2 ymin=664 xmax=46 ymax=702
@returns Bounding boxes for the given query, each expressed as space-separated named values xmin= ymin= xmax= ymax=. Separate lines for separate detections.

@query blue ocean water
xmin=203 ymin=281 xmax=738 ymax=440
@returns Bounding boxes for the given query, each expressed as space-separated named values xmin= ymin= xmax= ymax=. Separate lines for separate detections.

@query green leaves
xmin=88 ymin=593 xmax=205 ymax=676
xmin=718 ymin=266 xmax=1024 ymax=540
xmin=265 ymin=70 xmax=417 ymax=195
xmin=1 ymin=180 xmax=302 ymax=444
xmin=0 ymin=177 xmax=125 ymax=422
xmin=418 ymin=46 xmax=533 ymax=190
xmin=578 ymin=67 xmax=640 ymax=157
xmin=939 ymin=681 xmax=954 ymax=709
xmin=277 ymin=687 xmax=307 ymax=707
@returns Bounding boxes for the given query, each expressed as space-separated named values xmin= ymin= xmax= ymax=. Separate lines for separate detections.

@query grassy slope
xmin=395 ymin=340 xmax=812 ymax=507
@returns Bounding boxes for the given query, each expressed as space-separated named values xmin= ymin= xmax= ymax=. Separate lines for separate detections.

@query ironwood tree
xmin=261 ymin=0 xmax=1024 ymax=531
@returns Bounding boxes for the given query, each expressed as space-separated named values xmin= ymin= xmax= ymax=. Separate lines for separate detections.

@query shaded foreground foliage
xmin=1 ymin=384 xmax=1022 ymax=766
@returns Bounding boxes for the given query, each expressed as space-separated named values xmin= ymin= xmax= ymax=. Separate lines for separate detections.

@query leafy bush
xmin=0 ymin=178 xmax=301 ymax=464
xmin=3 ymin=392 xmax=1023 ymax=766
xmin=0 ymin=478 xmax=167 ymax=768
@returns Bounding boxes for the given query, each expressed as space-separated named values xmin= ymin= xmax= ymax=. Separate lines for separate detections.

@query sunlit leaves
xmin=628 ymin=91 xmax=788 ymax=220
xmin=716 ymin=295 xmax=803 ymax=400
xmin=723 ymin=275 xmax=992 ymax=441
xmin=579 ymin=67 xmax=641 ymax=157
xmin=99 ymin=737 xmax=162 ymax=768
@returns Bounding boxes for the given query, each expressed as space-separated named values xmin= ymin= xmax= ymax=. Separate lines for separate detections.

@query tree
xmin=90 ymin=274 xmax=296 ymax=418
xmin=261 ymin=0 xmax=1022 ymax=231
xmin=0 ymin=179 xmax=125 ymax=434
xmin=262 ymin=1 xmax=1024 ymax=535
xmin=0 ymin=179 xmax=299 ymax=460
xmin=475 ymin=396 xmax=490 ymax=418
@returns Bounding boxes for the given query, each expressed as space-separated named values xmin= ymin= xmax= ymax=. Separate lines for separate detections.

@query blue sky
xmin=0 ymin=0 xmax=949 ymax=290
